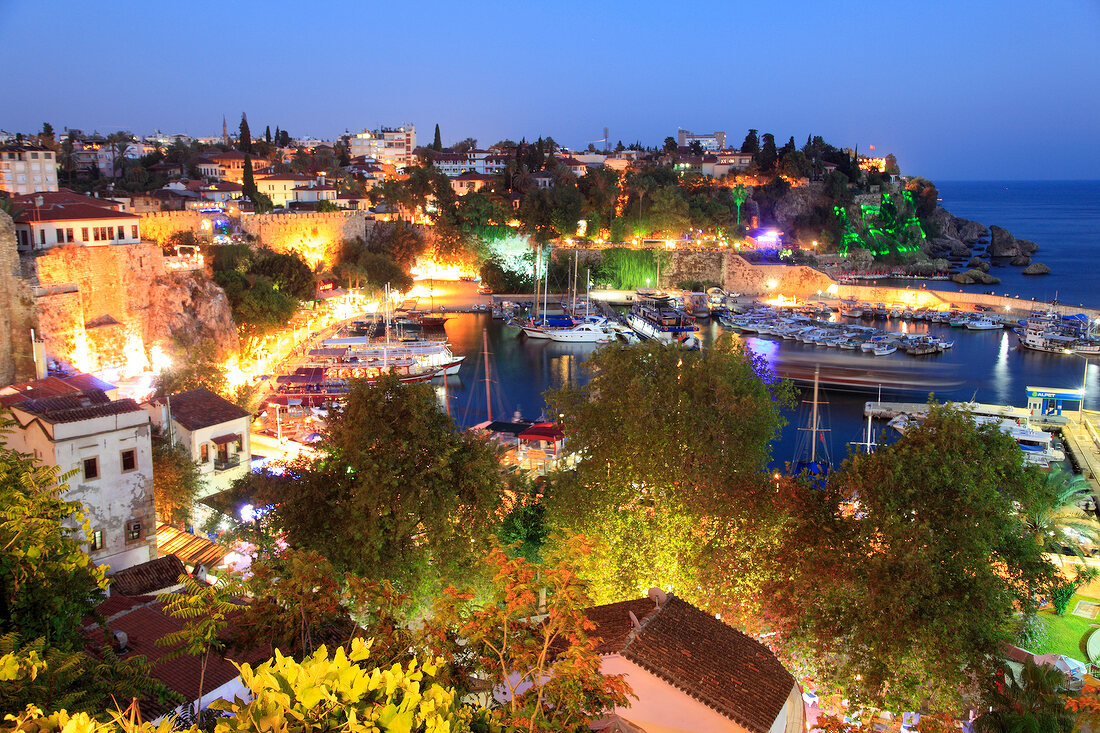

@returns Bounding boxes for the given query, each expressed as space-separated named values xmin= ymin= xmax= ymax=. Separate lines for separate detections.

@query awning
xmin=211 ymin=433 xmax=241 ymax=445
xmin=155 ymin=523 xmax=229 ymax=568
xmin=518 ymin=423 xmax=565 ymax=442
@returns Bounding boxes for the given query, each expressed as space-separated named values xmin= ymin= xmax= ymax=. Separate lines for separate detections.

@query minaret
xmin=222 ymin=116 xmax=228 ymax=146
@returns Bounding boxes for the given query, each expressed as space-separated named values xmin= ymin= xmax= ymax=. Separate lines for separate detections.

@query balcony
xmin=214 ymin=455 xmax=241 ymax=472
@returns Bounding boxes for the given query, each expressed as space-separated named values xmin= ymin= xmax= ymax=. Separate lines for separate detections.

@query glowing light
xmin=766 ymin=279 xmax=778 ymax=290
xmin=826 ymin=284 xmax=839 ymax=295
xmin=222 ymin=356 xmax=252 ymax=392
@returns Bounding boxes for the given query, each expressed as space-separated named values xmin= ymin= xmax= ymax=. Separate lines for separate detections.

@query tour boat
xmin=626 ymin=295 xmax=701 ymax=348
xmin=315 ymin=338 xmax=465 ymax=376
xmin=546 ymin=322 xmax=612 ymax=344
xmin=966 ymin=318 xmax=1002 ymax=331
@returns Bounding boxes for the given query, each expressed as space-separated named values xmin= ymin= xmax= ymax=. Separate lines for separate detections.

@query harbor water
xmin=438 ymin=181 xmax=1100 ymax=468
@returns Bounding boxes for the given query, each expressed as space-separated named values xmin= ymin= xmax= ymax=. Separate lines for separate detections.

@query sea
xmin=438 ymin=181 xmax=1100 ymax=469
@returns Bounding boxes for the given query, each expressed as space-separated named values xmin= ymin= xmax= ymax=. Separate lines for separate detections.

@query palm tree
xmin=975 ymin=658 xmax=1076 ymax=733
xmin=732 ymin=183 xmax=748 ymax=226
xmin=1019 ymin=468 xmax=1100 ymax=558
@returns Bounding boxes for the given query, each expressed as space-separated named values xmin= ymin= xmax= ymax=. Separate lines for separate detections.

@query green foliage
xmin=151 ymin=439 xmax=206 ymax=526
xmin=597 ymin=248 xmax=665 ymax=290
xmin=1018 ymin=468 xmax=1100 ymax=558
xmin=769 ymin=405 xmax=1058 ymax=713
xmin=0 ymin=427 xmax=106 ymax=650
xmin=249 ymin=250 xmax=315 ymax=301
xmin=261 ymin=375 xmax=506 ymax=605
xmin=976 ymin=658 xmax=1076 ymax=733
xmin=478 ymin=254 xmax=532 ymax=294
xmin=1051 ymin=566 xmax=1100 ymax=616
xmin=315 ymin=199 xmax=339 ymax=213
xmin=335 ymin=240 xmax=413 ymax=293
xmin=544 ymin=337 xmax=794 ymax=616
xmin=155 ymin=338 xmax=227 ymax=398
xmin=740 ymin=128 xmax=760 ymax=155
xmin=428 ymin=540 xmax=633 ymax=732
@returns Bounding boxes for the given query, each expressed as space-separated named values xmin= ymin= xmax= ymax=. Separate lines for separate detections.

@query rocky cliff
xmin=29 ymin=243 xmax=237 ymax=374
xmin=0 ymin=212 xmax=38 ymax=384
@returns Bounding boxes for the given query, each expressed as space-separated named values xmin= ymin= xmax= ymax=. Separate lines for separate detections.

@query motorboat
xmin=546 ymin=322 xmax=612 ymax=344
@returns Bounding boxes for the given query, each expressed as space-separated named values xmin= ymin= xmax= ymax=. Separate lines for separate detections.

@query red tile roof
xmin=109 ymin=555 xmax=188 ymax=596
xmin=99 ymin=599 xmax=270 ymax=719
xmin=11 ymin=390 xmax=142 ymax=424
xmin=151 ymin=387 xmax=251 ymax=431
xmin=586 ymin=595 xmax=795 ymax=733
xmin=14 ymin=202 xmax=139 ymax=224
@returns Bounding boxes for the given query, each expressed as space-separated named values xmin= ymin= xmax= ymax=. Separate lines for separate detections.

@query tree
xmin=38 ymin=123 xmax=55 ymax=148
xmin=1018 ymin=468 xmax=1100 ymax=558
xmin=0 ymin=426 xmax=106 ymax=650
xmin=740 ymin=128 xmax=759 ymax=155
xmin=241 ymin=154 xmax=256 ymax=201
xmin=264 ymin=375 xmax=506 ymax=604
xmin=906 ymin=177 xmax=939 ymax=221
xmin=104 ymin=131 xmax=133 ymax=179
xmin=976 ymin=658 xmax=1076 ymax=733
xmin=732 ymin=183 xmax=748 ymax=225
xmin=151 ymin=439 xmax=206 ymax=526
xmin=432 ymin=123 xmax=442 ymax=151
xmin=757 ymin=133 xmax=778 ymax=170
xmin=264 ymin=125 xmax=271 ymax=144
xmin=662 ymin=136 xmax=677 ymax=153
xmin=238 ymin=113 xmax=251 ymax=154
xmin=155 ymin=339 xmax=227 ymax=398
xmin=429 ymin=539 xmax=633 ymax=732
xmin=249 ymin=250 xmax=315 ymax=301
xmin=646 ymin=186 xmax=690 ymax=236
xmin=688 ymin=140 xmax=704 ymax=155
xmin=544 ymin=337 xmax=794 ymax=612
xmin=769 ymin=405 xmax=1058 ymax=713
xmin=157 ymin=573 xmax=239 ymax=716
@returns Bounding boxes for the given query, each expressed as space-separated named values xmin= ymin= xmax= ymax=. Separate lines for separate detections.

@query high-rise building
xmin=0 ymin=144 xmax=59 ymax=195
xmin=676 ymin=129 xmax=726 ymax=152
xmin=349 ymin=125 xmax=416 ymax=168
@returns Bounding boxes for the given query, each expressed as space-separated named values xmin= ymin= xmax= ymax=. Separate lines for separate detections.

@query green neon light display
xmin=834 ymin=190 xmax=927 ymax=257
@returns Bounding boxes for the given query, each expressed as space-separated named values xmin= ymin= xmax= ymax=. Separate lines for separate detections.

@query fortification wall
xmin=139 ymin=210 xmax=209 ymax=243
xmin=836 ymin=283 xmax=1100 ymax=319
xmin=240 ymin=212 xmax=373 ymax=269
xmin=0 ymin=212 xmax=38 ymax=384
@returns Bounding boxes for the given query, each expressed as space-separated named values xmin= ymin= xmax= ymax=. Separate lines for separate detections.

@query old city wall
xmin=0 ymin=212 xmax=38 ymax=384
xmin=139 ymin=210 xmax=210 ymax=243
xmin=31 ymin=243 xmax=238 ymax=372
xmin=240 ymin=212 xmax=374 ymax=269
xmin=836 ymin=283 xmax=1100 ymax=320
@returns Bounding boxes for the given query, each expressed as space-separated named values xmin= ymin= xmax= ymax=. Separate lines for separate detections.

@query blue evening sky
xmin=1 ymin=0 xmax=1097 ymax=180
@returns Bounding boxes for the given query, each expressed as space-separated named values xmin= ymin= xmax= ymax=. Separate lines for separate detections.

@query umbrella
xmin=303 ymin=432 xmax=324 ymax=443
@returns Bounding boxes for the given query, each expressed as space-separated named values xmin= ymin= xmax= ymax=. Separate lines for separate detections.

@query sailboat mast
xmin=572 ymin=252 xmax=578 ymax=316
xmin=533 ymin=247 xmax=540 ymax=320
xmin=586 ymin=268 xmax=591 ymax=319
xmin=483 ymin=328 xmax=492 ymax=422
xmin=543 ymin=246 xmax=549 ymax=317
xmin=811 ymin=366 xmax=820 ymax=463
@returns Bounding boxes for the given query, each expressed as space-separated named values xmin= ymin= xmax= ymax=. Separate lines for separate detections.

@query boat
xmin=872 ymin=343 xmax=898 ymax=356
xmin=966 ymin=318 xmax=1002 ymax=331
xmin=626 ymin=295 xmax=701 ymax=347
xmin=316 ymin=337 xmax=465 ymax=376
xmin=546 ymin=322 xmax=612 ymax=344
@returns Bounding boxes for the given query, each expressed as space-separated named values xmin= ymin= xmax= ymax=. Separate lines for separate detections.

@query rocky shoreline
xmin=924 ymin=207 xmax=1049 ymax=284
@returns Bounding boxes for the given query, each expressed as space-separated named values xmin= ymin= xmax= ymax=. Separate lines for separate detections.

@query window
xmin=66 ymin=228 xmax=74 ymax=242
xmin=81 ymin=227 xmax=89 ymax=241
xmin=130 ymin=225 xmax=138 ymax=239
xmin=126 ymin=521 xmax=142 ymax=541
xmin=30 ymin=152 xmax=38 ymax=159
xmin=200 ymin=444 xmax=209 ymax=462
xmin=83 ymin=457 xmax=99 ymax=480
xmin=89 ymin=530 xmax=103 ymax=552
xmin=93 ymin=228 xmax=100 ymax=241
xmin=120 ymin=449 xmax=136 ymax=472
xmin=38 ymin=230 xmax=45 ymax=245
xmin=56 ymin=228 xmax=64 ymax=243
xmin=117 ymin=226 xmax=124 ymax=240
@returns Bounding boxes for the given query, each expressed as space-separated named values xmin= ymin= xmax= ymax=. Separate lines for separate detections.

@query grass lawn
xmin=1035 ymin=594 xmax=1100 ymax=662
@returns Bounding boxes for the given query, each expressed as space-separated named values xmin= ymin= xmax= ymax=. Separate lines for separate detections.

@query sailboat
xmin=792 ymin=366 xmax=832 ymax=476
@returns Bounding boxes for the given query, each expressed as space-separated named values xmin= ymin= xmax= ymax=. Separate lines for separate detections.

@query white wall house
xmin=12 ymin=191 xmax=141 ymax=252
xmin=254 ymin=173 xmax=318 ymax=207
xmin=431 ymin=150 xmax=508 ymax=177
xmin=2 ymin=387 xmax=155 ymax=573
xmin=349 ymin=126 xmax=416 ymax=168
xmin=145 ymin=388 xmax=252 ymax=508
xmin=95 ymin=141 xmax=155 ymax=178
xmin=0 ymin=144 xmax=59 ymax=195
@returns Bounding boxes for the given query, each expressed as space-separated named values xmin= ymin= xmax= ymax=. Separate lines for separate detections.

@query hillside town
xmin=0 ymin=111 xmax=1097 ymax=733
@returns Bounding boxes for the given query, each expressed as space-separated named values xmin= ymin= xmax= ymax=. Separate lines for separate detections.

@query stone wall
xmin=240 ymin=212 xmax=374 ymax=269
xmin=30 ymin=243 xmax=238 ymax=373
xmin=0 ymin=212 xmax=38 ymax=384
xmin=139 ymin=210 xmax=210 ymax=243
xmin=723 ymin=254 xmax=834 ymax=297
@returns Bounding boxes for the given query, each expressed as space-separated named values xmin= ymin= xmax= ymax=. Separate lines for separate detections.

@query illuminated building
xmin=11 ymin=190 xmax=141 ymax=252
xmin=349 ymin=125 xmax=416 ymax=168
xmin=0 ymin=143 xmax=58 ymax=195
xmin=676 ymin=128 xmax=726 ymax=152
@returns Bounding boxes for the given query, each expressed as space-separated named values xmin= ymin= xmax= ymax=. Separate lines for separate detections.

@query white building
xmin=349 ymin=126 xmax=416 ymax=168
xmin=12 ymin=190 xmax=141 ymax=252
xmin=0 ymin=144 xmax=59 ymax=195
xmin=95 ymin=141 xmax=155 ymax=178
xmin=1 ymin=384 xmax=155 ymax=573
xmin=431 ymin=150 xmax=508 ymax=177
xmin=145 ymin=388 xmax=251 ymax=503
xmin=677 ymin=129 xmax=727 ymax=152
xmin=254 ymin=172 xmax=320 ymax=208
